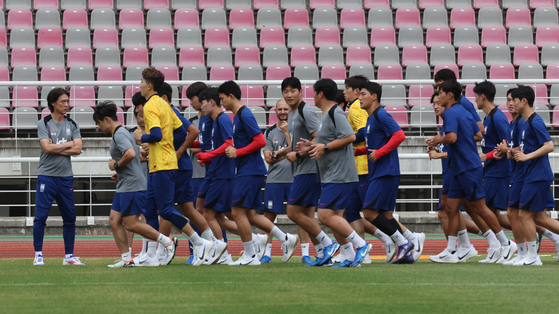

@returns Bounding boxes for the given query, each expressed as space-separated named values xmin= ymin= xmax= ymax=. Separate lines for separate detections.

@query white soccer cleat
xmin=478 ymin=246 xmax=501 ymax=263
xmin=204 ymin=240 xmax=228 ymax=265
xmin=554 ymin=241 xmax=559 ymax=262
xmin=362 ymin=254 xmax=372 ymax=264
xmin=229 ymin=253 xmax=261 ymax=266
xmin=253 ymin=234 xmax=268 ymax=261
xmin=165 ymin=237 xmax=178 ymax=265
xmin=33 ymin=254 xmax=45 ymax=266
xmin=332 ymin=253 xmax=345 ymax=263
xmin=63 ymin=255 xmax=85 ymax=266
xmin=496 ymin=241 xmax=517 ymax=264
xmin=503 ymin=254 xmax=524 ymax=265
xmin=429 ymin=249 xmax=459 ymax=263
xmin=384 ymin=240 xmax=397 ymax=263
xmin=192 ymin=239 xmax=214 ymax=266
xmin=132 ymin=251 xmax=147 ymax=266
xmin=134 ymin=253 xmax=160 ymax=267
xmin=412 ymin=232 xmax=426 ymax=261
xmin=456 ymin=246 xmax=478 ymax=262
xmin=158 ymin=253 xmax=168 ymax=266
xmin=217 ymin=252 xmax=233 ymax=264
xmin=281 ymin=233 xmax=299 ymax=263
xmin=108 ymin=260 xmax=135 ymax=268
xmin=513 ymin=255 xmax=542 ymax=266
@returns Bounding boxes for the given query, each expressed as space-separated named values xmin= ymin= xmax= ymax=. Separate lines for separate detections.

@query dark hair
xmin=313 ymin=79 xmax=338 ymax=101
xmin=506 ymin=88 xmax=516 ymax=98
xmin=217 ymin=80 xmax=242 ymax=100
xmin=281 ymin=76 xmax=302 ymax=91
xmin=46 ymin=88 xmax=70 ymax=113
xmin=141 ymin=67 xmax=164 ymax=92
xmin=472 ymin=80 xmax=496 ymax=102
xmin=336 ymin=89 xmax=346 ymax=110
xmin=434 ymin=69 xmax=457 ymax=82
xmin=430 ymin=91 xmax=439 ymax=104
xmin=198 ymin=87 xmax=220 ymax=107
xmin=361 ymin=81 xmax=382 ymax=101
xmin=511 ymin=86 xmax=535 ymax=107
xmin=438 ymin=80 xmax=463 ymax=102
xmin=93 ymin=100 xmax=118 ymax=122
xmin=344 ymin=75 xmax=369 ymax=90
xmin=158 ymin=82 xmax=173 ymax=103
xmin=186 ymin=81 xmax=208 ymax=99
xmin=132 ymin=92 xmax=146 ymax=107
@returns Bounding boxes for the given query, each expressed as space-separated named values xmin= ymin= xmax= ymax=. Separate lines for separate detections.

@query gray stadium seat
xmin=146 ymin=9 xmax=172 ymax=30
xmin=266 ymin=85 xmax=283 ymax=107
xmin=495 ymin=84 xmax=517 ymax=105
xmin=182 ymin=65 xmax=208 ymax=80
xmin=534 ymin=104 xmax=551 ymax=126
xmin=423 ymin=7 xmax=448 ymax=29
xmin=0 ymin=87 xmax=10 ymax=108
xmin=91 ymin=9 xmax=116 ymax=30
xmin=201 ymin=8 xmax=227 ymax=30
xmin=126 ymin=65 xmax=148 ymax=81
xmin=35 ymin=9 xmax=61 ymax=30
xmin=226 ymin=0 xmax=252 ymax=10
xmin=0 ymin=10 xmax=4 ymax=29
xmin=13 ymin=66 xmax=38 ymax=81
xmin=238 ymin=65 xmax=264 ymax=80
xmin=69 ymin=66 xmax=95 ymax=81
xmin=461 ymin=63 xmax=487 ymax=79
xmin=126 ymin=107 xmax=136 ymax=127
xmin=170 ymin=85 xmax=180 ymax=107
xmin=6 ymin=0 xmax=31 ymax=9
xmin=10 ymin=28 xmax=36 ymax=48
xmin=541 ymin=44 xmax=559 ymax=67
xmin=232 ymin=27 xmax=258 ymax=49
xmin=374 ymin=44 xmax=400 ymax=66
xmin=518 ymin=63 xmax=543 ymax=79
xmin=550 ymin=84 xmax=559 ymax=106
xmin=453 ymin=26 xmax=479 ymax=48
xmin=342 ymin=27 xmax=368 ymax=48
xmin=61 ymin=0 xmax=87 ymax=10
xmin=69 ymin=107 xmax=96 ymax=129
xmin=39 ymin=46 xmax=65 ymax=68
xmin=313 ymin=7 xmax=338 ymax=29
xmin=40 ymin=86 xmax=57 ymax=108
xmin=398 ymin=26 xmax=424 ymax=48
xmin=485 ymin=44 xmax=511 ymax=67
xmin=410 ymin=105 xmax=437 ymax=128
xmin=318 ymin=45 xmax=344 ymax=67
xmin=294 ymin=64 xmax=319 ymax=80
xmin=502 ymin=0 xmax=528 ymax=9
xmin=249 ymin=107 xmax=267 ymax=129
xmin=116 ymin=0 xmax=142 ymax=10
xmin=349 ymin=64 xmax=375 ymax=80
xmin=478 ymin=7 xmax=503 ymax=29
xmin=263 ymin=45 xmax=289 ymax=67
xmin=95 ymin=46 xmax=122 ymax=67
xmin=98 ymin=86 xmax=124 ymax=107
xmin=405 ymin=64 xmax=431 ymax=80
xmin=382 ymin=85 xmax=407 ymax=107
xmin=151 ymin=46 xmax=177 ymax=68
xmin=337 ymin=0 xmax=362 ymax=9
xmin=171 ymin=0 xmax=196 ymax=10
xmin=534 ymin=7 xmax=558 ymax=29
xmin=392 ymin=0 xmax=417 ymax=10
xmin=206 ymin=46 xmax=233 ymax=67
xmin=0 ymin=48 xmax=8 ymax=68
xmin=446 ymin=0 xmax=472 ymax=9
xmin=508 ymin=26 xmax=533 ymax=48
xmin=66 ymin=27 xmax=91 ymax=49
xmin=430 ymin=44 xmax=456 ymax=66
xmin=368 ymin=7 xmax=393 ymax=29
xmin=177 ymin=27 xmax=203 ymax=48
xmin=287 ymin=26 xmax=313 ymax=48
xmin=121 ymin=27 xmax=147 ymax=48
xmin=14 ymin=108 xmax=39 ymax=130
xmin=256 ymin=8 xmax=282 ymax=30
xmin=281 ymin=0 xmax=306 ymax=10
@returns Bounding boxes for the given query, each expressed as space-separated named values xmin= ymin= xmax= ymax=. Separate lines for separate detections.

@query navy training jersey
xmin=460 ymin=95 xmax=481 ymax=122
xmin=481 ymin=107 xmax=511 ymax=178
xmin=171 ymin=106 xmax=193 ymax=171
xmin=439 ymin=123 xmax=450 ymax=177
xmin=199 ymin=114 xmax=214 ymax=176
xmin=519 ymin=113 xmax=554 ymax=184
xmin=233 ymin=106 xmax=268 ymax=177
xmin=443 ymin=103 xmax=482 ymax=175
xmin=209 ymin=112 xmax=235 ymax=179
xmin=365 ymin=106 xmax=402 ymax=179
xmin=509 ymin=116 xmax=525 ymax=183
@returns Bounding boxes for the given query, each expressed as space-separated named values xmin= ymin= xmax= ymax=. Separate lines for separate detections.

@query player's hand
xmin=432 ymin=132 xmax=442 ymax=145
xmin=428 ymin=150 xmax=441 ymax=160
xmin=225 ymin=146 xmax=237 ymax=158
xmin=368 ymin=149 xmax=377 ymax=162
xmin=286 ymin=151 xmax=298 ymax=163
xmin=133 ymin=128 xmax=144 ymax=145
xmin=495 ymin=139 xmax=508 ymax=153
xmin=513 ymin=150 xmax=528 ymax=162
xmin=494 ymin=150 xmax=504 ymax=160
xmin=479 ymin=152 xmax=487 ymax=162
xmin=425 ymin=137 xmax=435 ymax=149
xmin=111 ymin=173 xmax=118 ymax=183
xmin=296 ymin=138 xmax=312 ymax=154
xmin=309 ymin=143 xmax=325 ymax=160
xmin=109 ymin=158 xmax=116 ymax=171
xmin=278 ymin=120 xmax=288 ymax=133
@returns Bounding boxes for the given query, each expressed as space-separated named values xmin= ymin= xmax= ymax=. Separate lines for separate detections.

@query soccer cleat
xmin=185 ymin=255 xmax=194 ymax=264
xmin=134 ymin=253 xmax=160 ymax=267
xmin=478 ymin=246 xmax=501 ymax=263
xmin=503 ymin=254 xmax=524 ymax=265
xmin=429 ymin=249 xmax=459 ymax=263
xmin=554 ymin=241 xmax=559 ymax=262
xmin=412 ymin=232 xmax=426 ymax=261
xmin=513 ymin=255 xmax=542 ymax=266
xmin=456 ymin=246 xmax=478 ymax=262
xmin=305 ymin=256 xmax=323 ymax=267
xmin=33 ymin=254 xmax=45 ymax=266
xmin=260 ymin=255 xmax=272 ymax=263
xmin=204 ymin=240 xmax=228 ymax=265
xmin=253 ymin=234 xmax=268 ymax=261
xmin=332 ymin=253 xmax=345 ymax=263
xmin=331 ymin=259 xmax=352 ymax=267
xmin=302 ymin=255 xmax=312 ymax=264
xmin=217 ymin=253 xmax=233 ymax=264
xmin=108 ymin=260 xmax=135 ymax=268
xmin=321 ymin=259 xmax=333 ymax=266
xmin=350 ymin=243 xmax=373 ymax=267
xmin=384 ymin=240 xmax=397 ymax=263
xmin=165 ymin=237 xmax=178 ymax=265
xmin=536 ymin=233 xmax=542 ymax=253
xmin=193 ymin=239 xmax=213 ymax=266
xmin=389 ymin=240 xmax=414 ymax=264
xmin=496 ymin=241 xmax=517 ymax=264
xmin=63 ymin=255 xmax=85 ymax=266
xmin=158 ymin=253 xmax=168 ymax=266
xmin=401 ymin=252 xmax=415 ymax=264
xmin=362 ymin=254 xmax=372 ymax=264
xmin=229 ymin=254 xmax=261 ymax=266
xmin=320 ymin=242 xmax=340 ymax=266
xmin=281 ymin=233 xmax=299 ymax=263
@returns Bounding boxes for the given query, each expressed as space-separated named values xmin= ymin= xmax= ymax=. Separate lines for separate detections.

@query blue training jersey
xmin=439 ymin=124 xmax=450 ymax=177
xmin=210 ymin=112 xmax=235 ymax=179
xmin=443 ymin=103 xmax=482 ymax=175
xmin=233 ymin=106 xmax=268 ymax=177
xmin=199 ymin=115 xmax=214 ymax=176
xmin=519 ymin=113 xmax=554 ymax=184
xmin=460 ymin=95 xmax=481 ymax=122
xmin=171 ymin=106 xmax=193 ymax=171
xmin=365 ymin=106 xmax=402 ymax=179
xmin=481 ymin=107 xmax=511 ymax=178
xmin=509 ymin=116 xmax=525 ymax=183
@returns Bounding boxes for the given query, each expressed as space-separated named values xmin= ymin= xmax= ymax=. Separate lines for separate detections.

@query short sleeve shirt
xmin=460 ymin=96 xmax=481 ymax=122
xmin=198 ymin=115 xmax=214 ymax=177
xmin=365 ymin=107 xmax=402 ymax=179
xmin=110 ymin=126 xmax=147 ymax=193
xmin=233 ymin=106 xmax=268 ymax=177
xmin=509 ymin=116 xmax=525 ymax=183
xmin=171 ymin=106 xmax=193 ymax=171
xmin=263 ymin=125 xmax=293 ymax=183
xmin=443 ymin=103 xmax=482 ymax=175
xmin=347 ymin=99 xmax=369 ymax=176
xmin=288 ymin=102 xmax=320 ymax=176
xmin=519 ymin=114 xmax=554 ymax=183
xmin=128 ymin=127 xmax=148 ymax=181
xmin=189 ymin=116 xmax=206 ymax=179
xmin=439 ymin=123 xmax=450 ymax=177
xmin=37 ymin=115 xmax=81 ymax=177
xmin=209 ymin=113 xmax=235 ymax=179
xmin=482 ymin=107 xmax=511 ymax=178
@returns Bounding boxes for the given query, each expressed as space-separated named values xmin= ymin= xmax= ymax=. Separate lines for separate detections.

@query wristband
xmin=114 ymin=162 xmax=119 ymax=170
xmin=295 ymin=152 xmax=301 ymax=159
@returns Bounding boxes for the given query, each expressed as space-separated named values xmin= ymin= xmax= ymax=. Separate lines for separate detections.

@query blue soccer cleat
xmin=389 ymin=240 xmax=415 ymax=264
xmin=350 ymin=243 xmax=373 ymax=267
xmin=302 ymin=255 xmax=312 ymax=264
xmin=261 ymin=255 xmax=272 ymax=263
xmin=185 ymin=255 xmax=194 ymax=264
xmin=305 ymin=256 xmax=323 ymax=267
xmin=319 ymin=241 xmax=340 ymax=266
xmin=537 ymin=233 xmax=543 ymax=253
xmin=331 ymin=259 xmax=352 ymax=268
xmin=401 ymin=252 xmax=415 ymax=264
xmin=321 ymin=259 xmax=333 ymax=266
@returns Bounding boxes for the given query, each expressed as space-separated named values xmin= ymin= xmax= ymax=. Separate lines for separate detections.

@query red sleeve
xmin=354 ymin=147 xmax=368 ymax=156
xmin=486 ymin=150 xmax=495 ymax=160
xmin=236 ymin=133 xmax=266 ymax=157
xmin=197 ymin=139 xmax=233 ymax=161
xmin=374 ymin=130 xmax=405 ymax=160
xmin=191 ymin=141 xmax=200 ymax=148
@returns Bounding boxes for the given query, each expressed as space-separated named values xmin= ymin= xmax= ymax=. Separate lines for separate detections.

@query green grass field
xmin=1 ymin=256 xmax=559 ymax=314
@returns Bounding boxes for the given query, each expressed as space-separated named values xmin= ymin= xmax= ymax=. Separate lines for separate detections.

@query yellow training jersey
xmin=348 ymin=99 xmax=369 ymax=175
xmin=143 ymin=94 xmax=183 ymax=172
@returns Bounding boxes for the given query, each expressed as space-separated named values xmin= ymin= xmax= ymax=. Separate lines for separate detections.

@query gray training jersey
xmin=316 ymin=106 xmax=359 ymax=184
xmin=110 ymin=126 xmax=147 ymax=193
xmin=189 ymin=115 xmax=206 ymax=179
xmin=37 ymin=115 xmax=81 ymax=177
xmin=128 ymin=127 xmax=148 ymax=181
xmin=263 ymin=124 xmax=293 ymax=183
xmin=288 ymin=102 xmax=319 ymax=177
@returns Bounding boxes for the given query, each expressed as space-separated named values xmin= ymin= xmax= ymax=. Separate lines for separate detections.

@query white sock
xmin=35 ymin=251 xmax=42 ymax=257
xmin=543 ymin=229 xmax=559 ymax=243
xmin=495 ymin=230 xmax=510 ymax=247
xmin=122 ymin=251 xmax=131 ymax=261
xmin=147 ymin=242 xmax=157 ymax=257
xmin=373 ymin=229 xmax=392 ymax=246
xmin=483 ymin=230 xmax=500 ymax=249
xmin=142 ymin=238 xmax=148 ymax=253
xmin=390 ymin=231 xmax=408 ymax=246
xmin=156 ymin=243 xmax=166 ymax=256
xmin=202 ymin=228 xmax=216 ymax=241
xmin=341 ymin=242 xmax=355 ymax=262
xmin=447 ymin=236 xmax=458 ymax=252
xmin=301 ymin=243 xmax=310 ymax=256
xmin=65 ymin=254 xmax=73 ymax=258
xmin=157 ymin=233 xmax=171 ymax=246
xmin=317 ymin=231 xmax=333 ymax=247
xmin=346 ymin=230 xmax=367 ymax=248
xmin=128 ymin=247 xmax=132 ymax=255
xmin=458 ymin=229 xmax=471 ymax=249
xmin=265 ymin=243 xmax=272 ymax=257
xmin=518 ymin=242 xmax=527 ymax=256
xmin=270 ymin=226 xmax=288 ymax=243
xmin=527 ymin=241 xmax=537 ymax=257
xmin=403 ymin=229 xmax=416 ymax=243
xmin=315 ymin=243 xmax=324 ymax=258
xmin=189 ymin=232 xmax=204 ymax=247
xmin=243 ymin=241 xmax=256 ymax=258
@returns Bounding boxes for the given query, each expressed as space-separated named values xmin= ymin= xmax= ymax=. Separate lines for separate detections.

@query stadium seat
xmin=0 ymin=29 xmax=6 ymax=48
xmin=0 ymin=47 xmax=7 ymax=67
xmin=13 ymin=107 xmax=39 ymax=129
xmin=302 ymin=85 xmax=316 ymax=105
xmin=502 ymin=0 xmax=528 ymax=9
xmin=155 ymin=65 xmax=179 ymax=81
xmin=398 ymin=26 xmax=424 ymax=47
xmin=266 ymin=85 xmax=283 ymax=107
xmin=179 ymin=46 xmax=204 ymax=68
xmin=410 ymin=105 xmax=437 ymax=128
xmin=229 ymin=8 xmax=254 ymax=30
xmin=536 ymin=26 xmax=559 ymax=47
xmin=315 ymin=26 xmax=340 ymax=48
xmin=495 ymin=83 xmax=517 ymax=104
xmin=116 ymin=0 xmax=141 ymax=9
xmin=0 ymin=108 xmax=10 ymax=129
xmin=232 ymin=27 xmax=258 ymax=48
xmin=146 ymin=9 xmax=172 ymax=30
xmin=91 ymin=9 xmax=116 ymax=30
xmin=405 ymin=63 xmax=431 ymax=79
xmin=67 ymin=47 xmax=93 ymax=68
xmin=461 ymin=63 xmax=487 ymax=79
xmin=457 ymin=44 xmax=483 ymax=66
xmin=382 ymin=85 xmax=407 ymax=107
xmin=63 ymin=9 xmax=88 ymax=30
xmin=533 ymin=7 xmax=558 ymax=29
xmin=61 ymin=0 xmax=87 ymax=9
xmin=552 ymin=94 xmax=559 ymax=117
xmin=70 ymin=86 xmax=96 ymax=107
xmin=408 ymin=84 xmax=434 ymax=107
xmin=518 ymin=63 xmax=544 ymax=79
xmin=266 ymin=64 xmax=291 ymax=80
xmin=260 ymin=27 xmax=285 ymax=48
xmin=426 ymin=26 xmax=451 ymax=48
xmin=38 ymin=46 xmax=64 ymax=68
xmin=121 ymin=27 xmax=147 ymax=48
xmin=171 ymin=0 xmax=196 ymax=9
xmin=206 ymin=46 xmax=232 ymax=67
xmin=430 ymin=44 xmax=456 ymax=66
xmin=263 ymin=45 xmax=289 ymax=67
xmin=151 ymin=46 xmax=177 ymax=68
xmin=364 ymin=0 xmax=390 ymax=9
xmin=0 ymin=66 xmax=8 ymax=82
xmin=454 ymin=26 xmax=479 ymax=47
xmin=506 ymin=7 xmax=531 ymax=29
xmin=385 ymin=105 xmax=409 ymax=129
xmin=254 ymin=0 xmax=279 ymax=9
xmin=201 ymin=8 xmax=227 ymax=30
xmin=377 ymin=64 xmax=403 ymax=80
xmin=92 ymin=28 xmax=119 ymax=48
xmin=340 ymin=7 xmax=366 ymax=29
xmin=256 ymin=8 xmax=282 ymax=29
xmin=34 ymin=0 xmax=59 ymax=10
xmin=321 ymin=64 xmax=346 ymax=80
xmin=13 ymin=86 xmax=38 ymax=108
xmin=176 ymin=27 xmax=202 ymax=48
xmin=541 ymin=44 xmax=559 ymax=66
xmin=10 ymin=27 xmax=35 ymax=48
xmin=473 ymin=0 xmax=498 ymax=8
xmin=368 ymin=7 xmax=393 ymax=29
xmin=204 ymin=27 xmax=230 ymax=48
xmin=70 ymin=107 xmax=96 ymax=129
xmin=489 ymin=63 xmax=515 ymax=79
xmin=281 ymin=0 xmax=306 ymax=10
xmin=69 ymin=66 xmax=95 ymax=81
xmin=37 ymin=27 xmax=63 ymax=49
xmin=123 ymin=46 xmax=149 ymax=68
xmin=67 ymin=27 xmax=92 ymax=49
xmin=530 ymin=0 xmax=555 ymax=8
xmin=124 ymin=85 xmax=141 ymax=107
xmin=95 ymin=46 xmax=121 ymax=67
xmin=144 ymin=0 xmax=169 ymax=10
xmin=198 ymin=0 xmax=223 ymax=10
xmin=89 ymin=0 xmax=114 ymax=10
xmin=235 ymin=45 xmax=261 ymax=67
xmin=481 ymin=26 xmax=507 ymax=48
xmin=11 ymin=46 xmax=37 ymax=68
xmin=337 ymin=0 xmax=362 ymax=9
xmin=346 ymin=45 xmax=371 ymax=67
xmin=13 ymin=65 xmax=38 ymax=82
xmin=35 ymin=9 xmax=61 ymax=29
xmin=370 ymin=26 xmax=396 ymax=48
xmin=478 ymin=7 xmax=503 ymax=29
xmin=174 ymin=8 xmax=199 ymax=30
xmin=97 ymin=65 xmax=123 ymax=81
xmin=209 ymin=65 xmax=235 ymax=80
xmin=240 ymin=85 xmax=265 ymax=107
xmin=526 ymin=84 xmax=548 ymax=106
xmin=290 ymin=45 xmax=316 ymax=67
xmin=419 ymin=0 xmax=443 ymax=8
xmin=546 ymin=64 xmax=559 ymax=82
xmin=401 ymin=44 xmax=428 ymax=67
xmin=508 ymin=26 xmax=534 ymax=47
xmin=433 ymin=63 xmax=459 ymax=78
xmin=238 ymin=65 xmax=264 ymax=80
xmin=534 ymin=104 xmax=551 ymax=126
xmin=119 ymin=9 xmax=144 ymax=30
xmin=423 ymin=7 xmax=448 ymax=29
xmin=7 ymin=9 xmax=33 ymax=30
xmin=349 ymin=64 xmax=375 ymax=79
xmin=6 ymin=0 xmax=32 ymax=10
xmin=225 ymin=0 xmax=251 ymax=9
xmin=450 ymin=7 xmax=476 ymax=29
xmin=312 ymin=7 xmax=338 ymax=29
xmin=318 ymin=45 xmax=344 ymax=67
xmin=343 ymin=27 xmax=368 ymax=47
xmin=513 ymin=44 xmax=539 ymax=66
xmin=395 ymin=7 xmax=421 ymax=29
xmin=392 ymin=0 xmax=417 ymax=9
xmin=249 ymin=107 xmax=267 ymax=128
xmin=447 ymin=0 xmax=473 ymax=9
xmin=284 ymin=7 xmax=309 ymax=29
xmin=294 ymin=64 xmax=319 ymax=80
xmin=40 ymin=65 xmax=66 ymax=81
xmin=374 ymin=44 xmax=400 ymax=66
xmin=149 ymin=27 xmax=175 ymax=48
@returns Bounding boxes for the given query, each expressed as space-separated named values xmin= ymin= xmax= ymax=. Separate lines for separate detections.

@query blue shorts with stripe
xmin=318 ymin=182 xmax=358 ymax=210
xmin=345 ymin=175 xmax=368 ymax=222
xmin=174 ymin=170 xmax=194 ymax=204
xmin=363 ymin=175 xmax=400 ymax=212
xmin=448 ymin=167 xmax=485 ymax=201
xmin=508 ymin=182 xmax=523 ymax=208
xmin=520 ymin=181 xmax=555 ymax=212
xmin=231 ymin=175 xmax=265 ymax=210
xmin=287 ymin=173 xmax=321 ymax=207
xmin=197 ymin=174 xmax=213 ymax=199
xmin=204 ymin=178 xmax=233 ymax=213
xmin=112 ymin=191 xmax=145 ymax=217
xmin=190 ymin=178 xmax=203 ymax=204
xmin=264 ymin=183 xmax=291 ymax=214
xmin=484 ymin=176 xmax=510 ymax=210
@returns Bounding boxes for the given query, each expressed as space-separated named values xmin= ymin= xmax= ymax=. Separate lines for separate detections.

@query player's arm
xmin=309 ymin=134 xmax=356 ymax=160
xmin=429 ymin=150 xmax=447 ymax=160
xmin=58 ymin=138 xmax=83 ymax=156
xmin=275 ymin=121 xmax=291 ymax=157
xmin=433 ymin=131 xmax=457 ymax=145
xmin=39 ymin=139 xmax=75 ymax=154
xmin=109 ymin=147 xmax=136 ymax=171
xmin=177 ymin=124 xmax=199 ymax=158
xmin=351 ymin=106 xmax=368 ymax=143
xmin=514 ymin=140 xmax=554 ymax=162
xmin=366 ymin=110 xmax=405 ymax=162
xmin=141 ymin=127 xmax=163 ymax=143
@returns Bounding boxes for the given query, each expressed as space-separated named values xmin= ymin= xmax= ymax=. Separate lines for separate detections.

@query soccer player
xmin=336 ymin=89 xmax=346 ymax=111
xmin=261 ymin=99 xmax=312 ymax=264
xmin=93 ymin=101 xmax=177 ymax=268
xmin=34 ymin=88 xmax=84 ymax=266
xmin=296 ymin=78 xmax=372 ymax=267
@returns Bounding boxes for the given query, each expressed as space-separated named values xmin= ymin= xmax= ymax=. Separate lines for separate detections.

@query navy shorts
xmin=287 ymin=173 xmax=321 ymax=207
xmin=345 ymin=175 xmax=368 ymax=215
xmin=112 ymin=191 xmax=145 ymax=217
xmin=191 ymin=178 xmax=203 ymax=203
xmin=318 ymin=182 xmax=358 ymax=210
xmin=508 ymin=182 xmax=523 ymax=209
xmin=448 ymin=167 xmax=485 ymax=201
xmin=174 ymin=170 xmax=194 ymax=204
xmin=363 ymin=176 xmax=400 ymax=211
xmin=197 ymin=174 xmax=213 ymax=199
xmin=264 ymin=183 xmax=291 ymax=214
xmin=441 ymin=172 xmax=451 ymax=195
xmin=231 ymin=175 xmax=265 ymax=209
xmin=204 ymin=178 xmax=233 ymax=213
xmin=520 ymin=181 xmax=555 ymax=212
xmin=484 ymin=176 xmax=510 ymax=210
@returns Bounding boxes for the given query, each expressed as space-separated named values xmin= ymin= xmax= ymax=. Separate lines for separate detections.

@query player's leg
xmin=261 ymin=182 xmax=282 ymax=262
xmin=261 ymin=211 xmax=277 ymax=263
xmin=484 ymin=176 xmax=512 ymax=230
xmin=438 ymin=193 xmax=449 ymax=239
xmin=108 ymin=209 xmax=132 ymax=267
xmin=56 ymin=177 xmax=83 ymax=266
xmin=503 ymin=206 xmax=526 ymax=265
xmin=126 ymin=229 xmax=134 ymax=256
xmin=33 ymin=176 xmax=57 ymax=265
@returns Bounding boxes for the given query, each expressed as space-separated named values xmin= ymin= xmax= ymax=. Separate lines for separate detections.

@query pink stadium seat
xmin=530 ymin=0 xmax=556 ymax=9
xmin=89 ymin=0 xmax=114 ymax=10
xmin=266 ymin=64 xmax=291 ymax=80
xmin=37 ymin=27 xmax=63 ymax=49
xmin=119 ymin=9 xmax=144 ymax=30
xmin=506 ymin=7 xmax=532 ymax=29
xmin=123 ymin=46 xmax=149 ymax=68
xmin=0 ymin=29 xmax=6 ymax=48
xmin=433 ymin=63 xmax=459 ymax=79
xmin=513 ymin=44 xmax=539 ymax=66
xmin=394 ymin=7 xmax=420 ymax=30
xmin=370 ymin=26 xmax=396 ymax=48
xmin=0 ymin=108 xmax=10 ymax=130
xmin=401 ymin=44 xmax=428 ymax=67
xmin=284 ymin=8 xmax=309 ymax=30
xmin=497 ymin=104 xmax=513 ymax=122
xmin=302 ymin=85 xmax=315 ymax=106
xmin=179 ymin=46 xmax=205 ymax=68
xmin=450 ymin=7 xmax=476 ymax=30
xmin=13 ymin=86 xmax=38 ymax=108
xmin=149 ymin=27 xmax=175 ymax=48
xmin=229 ymin=8 xmax=254 ymax=30
xmin=536 ymin=26 xmax=559 ymax=48
xmin=0 ymin=66 xmax=9 ymax=82
xmin=67 ymin=46 xmax=93 ymax=68
xmin=345 ymin=45 xmax=372 ymax=67
xmin=408 ymin=85 xmax=434 ymax=107
xmin=526 ymin=84 xmax=549 ymax=105
xmin=464 ymin=84 xmax=475 ymax=103
xmin=425 ymin=26 xmax=452 ymax=48
xmin=419 ymin=0 xmax=444 ymax=9
xmin=310 ymin=0 xmax=335 ymax=9
xmin=204 ymin=27 xmax=230 ymax=48
xmin=546 ymin=63 xmax=559 ymax=80
xmin=93 ymin=27 xmax=119 ymax=49
xmin=473 ymin=0 xmax=499 ymax=9
xmin=199 ymin=0 xmax=223 ymax=10
xmin=125 ymin=86 xmax=141 ymax=107
xmin=40 ymin=65 xmax=66 ymax=81
xmin=385 ymin=106 xmax=409 ymax=129
xmin=268 ymin=107 xmax=278 ymax=125
xmin=290 ymin=45 xmax=317 ymax=67
xmin=240 ymin=85 xmax=265 ymax=107
xmin=489 ymin=63 xmax=516 ymax=79
xmin=340 ymin=7 xmax=366 ymax=29
xmin=364 ymin=0 xmax=390 ymax=9
xmin=553 ymin=106 xmax=559 ymax=127
xmin=11 ymin=46 xmax=37 ymax=68
xmin=7 ymin=9 xmax=33 ymax=30
xmin=180 ymin=86 xmax=190 ymax=107
xmin=70 ymin=86 xmax=96 ymax=108
xmin=63 ymin=9 xmax=88 ymax=30
xmin=315 ymin=26 xmax=340 ymax=48
xmin=97 ymin=65 xmax=123 ymax=81
xmin=209 ymin=65 xmax=235 ymax=80
xmin=377 ymin=64 xmax=403 ymax=80
xmin=260 ymin=27 xmax=286 ymax=48
xmin=481 ymin=26 xmax=507 ymax=47
xmin=41 ymin=108 xmax=52 ymax=119
xmin=457 ymin=44 xmax=483 ymax=66
xmin=321 ymin=64 xmax=347 ymax=80
xmin=174 ymin=9 xmax=200 ymax=30
xmin=235 ymin=45 xmax=261 ymax=68
xmin=254 ymin=0 xmax=279 ymax=10
xmin=34 ymin=0 xmax=59 ymax=10
xmin=156 ymin=65 xmax=179 ymax=81
xmin=144 ymin=0 xmax=169 ymax=10
xmin=116 ymin=106 xmax=125 ymax=125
